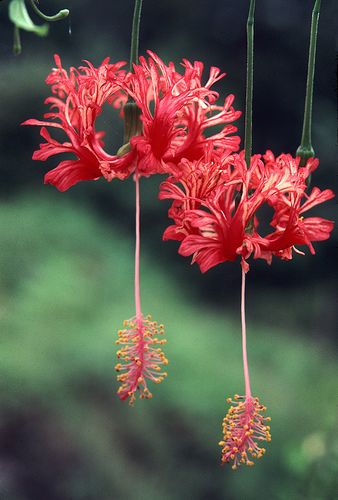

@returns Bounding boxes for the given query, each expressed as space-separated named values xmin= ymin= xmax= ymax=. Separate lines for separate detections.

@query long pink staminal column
xmin=115 ymin=169 xmax=168 ymax=405
xmin=134 ymin=170 xmax=142 ymax=320
xmin=241 ymin=266 xmax=251 ymax=398
xmin=219 ymin=264 xmax=271 ymax=468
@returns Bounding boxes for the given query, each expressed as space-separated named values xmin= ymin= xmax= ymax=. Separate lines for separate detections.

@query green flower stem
xmin=29 ymin=0 xmax=69 ymax=22
xmin=244 ymin=0 xmax=255 ymax=169
xmin=129 ymin=0 xmax=143 ymax=70
xmin=296 ymin=0 xmax=321 ymax=166
xmin=13 ymin=25 xmax=21 ymax=55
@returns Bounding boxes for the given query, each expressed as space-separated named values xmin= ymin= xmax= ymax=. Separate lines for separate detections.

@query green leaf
xmin=8 ymin=0 xmax=49 ymax=37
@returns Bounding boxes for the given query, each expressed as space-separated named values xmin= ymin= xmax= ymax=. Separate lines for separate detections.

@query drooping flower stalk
xmin=115 ymin=170 xmax=168 ymax=405
xmin=219 ymin=0 xmax=271 ymax=468
xmin=13 ymin=25 xmax=21 ymax=55
xmin=296 ymin=0 xmax=321 ymax=167
xmin=129 ymin=0 xmax=143 ymax=70
xmin=244 ymin=0 xmax=255 ymax=169
xmin=114 ymin=0 xmax=168 ymax=404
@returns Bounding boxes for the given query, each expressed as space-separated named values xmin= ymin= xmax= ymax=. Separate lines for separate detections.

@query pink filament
xmin=241 ymin=267 xmax=252 ymax=397
xmin=134 ymin=170 xmax=142 ymax=320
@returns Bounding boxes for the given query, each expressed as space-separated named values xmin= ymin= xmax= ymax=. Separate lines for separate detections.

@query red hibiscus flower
xmin=23 ymin=52 xmax=241 ymax=191
xmin=161 ymin=151 xmax=334 ymax=272
xmin=23 ymin=55 xmax=130 ymax=191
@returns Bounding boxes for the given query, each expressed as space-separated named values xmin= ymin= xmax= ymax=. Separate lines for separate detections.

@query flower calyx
xmin=117 ymin=100 xmax=142 ymax=157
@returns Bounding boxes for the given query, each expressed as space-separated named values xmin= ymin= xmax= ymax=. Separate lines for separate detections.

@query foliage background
xmin=0 ymin=1 xmax=337 ymax=499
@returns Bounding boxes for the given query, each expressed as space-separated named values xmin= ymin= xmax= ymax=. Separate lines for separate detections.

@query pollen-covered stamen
xmin=115 ymin=314 xmax=168 ymax=405
xmin=219 ymin=394 xmax=271 ymax=469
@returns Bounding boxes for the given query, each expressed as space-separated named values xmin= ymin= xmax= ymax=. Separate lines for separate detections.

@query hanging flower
xmin=22 ymin=55 xmax=130 ymax=191
xmin=159 ymin=147 xmax=232 ymax=241
xmin=257 ymin=152 xmax=335 ymax=260
xmin=161 ymin=150 xmax=334 ymax=272
xmin=23 ymin=52 xmax=241 ymax=190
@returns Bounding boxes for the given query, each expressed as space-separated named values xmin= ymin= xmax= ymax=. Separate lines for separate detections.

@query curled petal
xmin=44 ymin=158 xmax=101 ymax=191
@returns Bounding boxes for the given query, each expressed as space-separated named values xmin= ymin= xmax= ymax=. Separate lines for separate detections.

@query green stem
xmin=129 ymin=0 xmax=143 ymax=70
xmin=13 ymin=25 xmax=21 ymax=55
xmin=244 ymin=0 xmax=255 ymax=168
xmin=29 ymin=0 xmax=69 ymax=22
xmin=296 ymin=0 xmax=321 ymax=166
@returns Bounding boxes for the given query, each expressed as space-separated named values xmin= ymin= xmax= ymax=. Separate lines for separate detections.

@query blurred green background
xmin=0 ymin=1 xmax=337 ymax=499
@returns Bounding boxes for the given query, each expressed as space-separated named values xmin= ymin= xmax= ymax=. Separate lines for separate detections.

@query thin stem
xmin=244 ymin=0 xmax=255 ymax=168
xmin=13 ymin=25 xmax=21 ymax=55
xmin=296 ymin=0 xmax=321 ymax=166
xmin=130 ymin=1 xmax=144 ymax=319
xmin=129 ymin=0 xmax=143 ymax=70
xmin=134 ymin=170 xmax=142 ymax=319
xmin=241 ymin=267 xmax=251 ymax=397
xmin=29 ymin=0 xmax=69 ymax=22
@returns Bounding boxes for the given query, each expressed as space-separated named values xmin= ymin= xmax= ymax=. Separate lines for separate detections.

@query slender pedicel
xmin=116 ymin=0 xmax=143 ymax=155
xmin=219 ymin=0 xmax=271 ymax=467
xmin=296 ymin=0 xmax=321 ymax=166
xmin=13 ymin=25 xmax=21 ymax=55
xmin=115 ymin=1 xmax=168 ymax=403
xmin=129 ymin=0 xmax=143 ymax=70
xmin=244 ymin=0 xmax=255 ymax=168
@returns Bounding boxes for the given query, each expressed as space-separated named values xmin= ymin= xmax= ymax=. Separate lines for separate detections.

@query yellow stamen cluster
xmin=115 ymin=314 xmax=168 ymax=405
xmin=219 ymin=394 xmax=271 ymax=469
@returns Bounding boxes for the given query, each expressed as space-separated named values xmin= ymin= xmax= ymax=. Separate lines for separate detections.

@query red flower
xmin=23 ymin=55 xmax=130 ymax=191
xmin=159 ymin=147 xmax=232 ymax=241
xmin=23 ymin=52 xmax=241 ymax=190
xmin=258 ymin=153 xmax=334 ymax=260
xmin=161 ymin=151 xmax=334 ymax=272
xmin=122 ymin=53 xmax=241 ymax=174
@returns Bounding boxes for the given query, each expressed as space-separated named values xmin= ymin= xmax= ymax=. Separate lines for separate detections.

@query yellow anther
xmin=219 ymin=394 xmax=271 ymax=469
